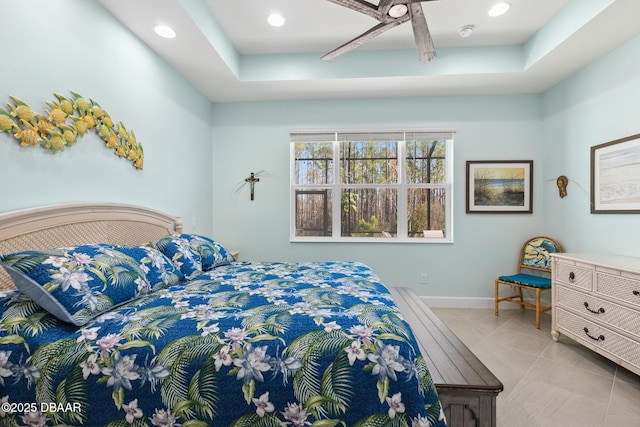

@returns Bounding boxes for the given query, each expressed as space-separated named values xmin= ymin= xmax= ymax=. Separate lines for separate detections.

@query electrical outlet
xmin=420 ymin=273 xmax=428 ymax=284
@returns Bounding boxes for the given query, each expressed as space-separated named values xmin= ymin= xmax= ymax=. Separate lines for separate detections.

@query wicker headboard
xmin=0 ymin=203 xmax=182 ymax=290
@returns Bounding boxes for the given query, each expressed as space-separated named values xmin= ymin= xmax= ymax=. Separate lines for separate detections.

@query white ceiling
xmin=98 ymin=0 xmax=640 ymax=103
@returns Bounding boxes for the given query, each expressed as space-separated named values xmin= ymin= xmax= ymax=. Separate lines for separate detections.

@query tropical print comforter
xmin=0 ymin=261 xmax=446 ymax=427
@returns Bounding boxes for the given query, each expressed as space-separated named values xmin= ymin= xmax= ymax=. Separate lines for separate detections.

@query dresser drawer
xmin=596 ymin=271 xmax=640 ymax=309
xmin=557 ymin=308 xmax=640 ymax=370
xmin=556 ymin=286 xmax=640 ymax=340
xmin=554 ymin=261 xmax=592 ymax=290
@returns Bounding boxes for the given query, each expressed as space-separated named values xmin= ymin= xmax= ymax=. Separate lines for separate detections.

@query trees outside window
xmin=291 ymin=131 xmax=453 ymax=242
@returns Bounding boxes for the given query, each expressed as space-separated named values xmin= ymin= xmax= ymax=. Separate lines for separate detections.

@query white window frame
xmin=290 ymin=129 xmax=454 ymax=243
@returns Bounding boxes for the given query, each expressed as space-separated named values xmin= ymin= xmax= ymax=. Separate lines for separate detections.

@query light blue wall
xmin=212 ymin=34 xmax=640 ymax=298
xmin=211 ymin=96 xmax=546 ymax=296
xmin=3 ymin=1 xmax=638 ymax=300
xmin=542 ymin=35 xmax=640 ymax=257
xmin=0 ymin=0 xmax=213 ymax=233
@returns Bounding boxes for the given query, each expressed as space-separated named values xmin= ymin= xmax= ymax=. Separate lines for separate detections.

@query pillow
xmin=197 ymin=236 xmax=235 ymax=270
xmin=115 ymin=244 xmax=184 ymax=290
xmin=0 ymin=244 xmax=154 ymax=326
xmin=153 ymin=234 xmax=235 ymax=279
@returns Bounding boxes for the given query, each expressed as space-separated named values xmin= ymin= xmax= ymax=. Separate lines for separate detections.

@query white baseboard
xmin=419 ymin=296 xmax=496 ymax=309
xmin=420 ymin=296 xmax=548 ymax=310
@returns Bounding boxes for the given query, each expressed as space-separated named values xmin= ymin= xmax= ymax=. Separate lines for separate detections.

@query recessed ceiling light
xmin=488 ymin=2 xmax=510 ymax=17
xmin=459 ymin=25 xmax=475 ymax=38
xmin=268 ymin=13 xmax=285 ymax=27
xmin=154 ymin=25 xmax=176 ymax=39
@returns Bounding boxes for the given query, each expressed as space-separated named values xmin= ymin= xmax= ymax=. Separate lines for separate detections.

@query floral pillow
xmin=0 ymin=244 xmax=161 ymax=326
xmin=153 ymin=234 xmax=235 ymax=279
xmin=115 ymin=244 xmax=184 ymax=290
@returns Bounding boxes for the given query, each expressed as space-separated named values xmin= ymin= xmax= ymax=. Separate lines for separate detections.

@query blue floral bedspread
xmin=0 ymin=261 xmax=446 ymax=427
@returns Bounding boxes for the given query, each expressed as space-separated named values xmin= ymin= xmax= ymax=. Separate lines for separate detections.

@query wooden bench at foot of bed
xmin=389 ymin=287 xmax=503 ymax=427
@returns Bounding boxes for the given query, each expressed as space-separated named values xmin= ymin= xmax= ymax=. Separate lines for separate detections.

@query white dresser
xmin=551 ymin=253 xmax=640 ymax=376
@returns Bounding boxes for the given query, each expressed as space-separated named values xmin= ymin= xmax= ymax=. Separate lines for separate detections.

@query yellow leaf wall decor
xmin=0 ymin=92 xmax=144 ymax=169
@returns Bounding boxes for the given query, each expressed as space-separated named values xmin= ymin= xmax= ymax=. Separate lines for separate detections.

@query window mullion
xmin=397 ymin=140 xmax=408 ymax=239
xmin=445 ymin=138 xmax=454 ymax=241
xmin=332 ymin=139 xmax=341 ymax=239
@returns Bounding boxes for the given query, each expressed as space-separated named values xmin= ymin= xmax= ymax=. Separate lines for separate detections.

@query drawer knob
xmin=569 ymin=272 xmax=575 ymax=282
xmin=583 ymin=327 xmax=605 ymax=342
xmin=583 ymin=302 xmax=605 ymax=314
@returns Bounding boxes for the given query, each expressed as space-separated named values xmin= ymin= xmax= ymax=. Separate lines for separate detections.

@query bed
xmin=0 ymin=203 xmax=448 ymax=427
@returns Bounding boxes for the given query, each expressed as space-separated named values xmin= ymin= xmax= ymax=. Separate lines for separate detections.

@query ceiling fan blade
xmin=325 ymin=0 xmax=383 ymax=21
xmin=321 ymin=19 xmax=407 ymax=61
xmin=409 ymin=3 xmax=436 ymax=63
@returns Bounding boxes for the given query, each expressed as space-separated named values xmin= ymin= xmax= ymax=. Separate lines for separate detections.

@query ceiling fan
xmin=322 ymin=0 xmax=439 ymax=64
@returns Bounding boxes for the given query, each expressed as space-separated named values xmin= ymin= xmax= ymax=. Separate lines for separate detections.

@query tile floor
xmin=430 ymin=307 xmax=640 ymax=427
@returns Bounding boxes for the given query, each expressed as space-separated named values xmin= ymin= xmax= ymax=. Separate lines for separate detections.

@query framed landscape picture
xmin=591 ymin=133 xmax=640 ymax=213
xmin=466 ymin=160 xmax=533 ymax=213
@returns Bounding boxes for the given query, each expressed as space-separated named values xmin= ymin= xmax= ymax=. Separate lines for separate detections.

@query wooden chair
xmin=494 ymin=236 xmax=563 ymax=329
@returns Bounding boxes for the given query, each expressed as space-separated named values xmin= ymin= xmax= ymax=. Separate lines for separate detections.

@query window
xmin=290 ymin=130 xmax=454 ymax=242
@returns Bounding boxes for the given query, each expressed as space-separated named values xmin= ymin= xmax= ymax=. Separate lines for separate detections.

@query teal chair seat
xmin=498 ymin=274 xmax=551 ymax=288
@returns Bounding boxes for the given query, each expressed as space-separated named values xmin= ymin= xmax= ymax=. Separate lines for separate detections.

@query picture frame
xmin=591 ymin=133 xmax=640 ymax=214
xmin=466 ymin=160 xmax=533 ymax=213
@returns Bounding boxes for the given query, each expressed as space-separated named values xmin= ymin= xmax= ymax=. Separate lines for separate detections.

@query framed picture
xmin=466 ymin=160 xmax=533 ymax=213
xmin=591 ymin=133 xmax=640 ymax=213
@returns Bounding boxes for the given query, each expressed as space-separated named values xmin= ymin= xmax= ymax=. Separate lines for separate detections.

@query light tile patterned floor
xmin=430 ymin=307 xmax=640 ymax=427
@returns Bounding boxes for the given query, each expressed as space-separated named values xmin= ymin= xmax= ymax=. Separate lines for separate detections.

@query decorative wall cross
xmin=245 ymin=172 xmax=260 ymax=201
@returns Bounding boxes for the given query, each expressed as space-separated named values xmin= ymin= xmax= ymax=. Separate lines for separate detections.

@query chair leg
xmin=495 ymin=280 xmax=499 ymax=317
xmin=517 ymin=287 xmax=525 ymax=310
xmin=535 ymin=288 xmax=541 ymax=329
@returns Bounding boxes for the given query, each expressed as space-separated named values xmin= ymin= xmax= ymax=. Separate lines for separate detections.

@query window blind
xmin=290 ymin=130 xmax=455 ymax=142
